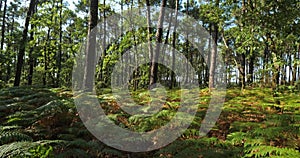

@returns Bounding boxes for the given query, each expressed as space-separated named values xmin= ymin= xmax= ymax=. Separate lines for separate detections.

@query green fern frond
xmin=243 ymin=145 xmax=300 ymax=158
xmin=0 ymin=126 xmax=22 ymax=132
xmin=0 ymin=141 xmax=34 ymax=158
xmin=0 ymin=132 xmax=33 ymax=145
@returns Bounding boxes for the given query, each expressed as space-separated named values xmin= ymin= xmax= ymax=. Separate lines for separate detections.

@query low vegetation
xmin=0 ymin=86 xmax=299 ymax=157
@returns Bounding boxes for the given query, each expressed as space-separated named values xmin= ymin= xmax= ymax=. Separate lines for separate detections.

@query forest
xmin=0 ymin=0 xmax=300 ymax=157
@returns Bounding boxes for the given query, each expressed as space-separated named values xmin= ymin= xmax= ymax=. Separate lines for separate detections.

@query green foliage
xmin=1 ymin=84 xmax=300 ymax=157
xmin=0 ymin=132 xmax=33 ymax=145
xmin=243 ymin=145 xmax=300 ymax=158
xmin=0 ymin=140 xmax=63 ymax=158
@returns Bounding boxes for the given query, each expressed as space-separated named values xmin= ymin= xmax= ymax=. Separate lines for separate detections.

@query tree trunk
xmin=238 ymin=53 xmax=246 ymax=89
xmin=43 ymin=28 xmax=51 ymax=86
xmin=184 ymin=0 xmax=190 ymax=84
xmin=99 ymin=0 xmax=106 ymax=82
xmin=14 ymin=0 xmax=36 ymax=86
xmin=170 ymin=0 xmax=179 ymax=89
xmin=248 ymin=52 xmax=255 ymax=84
xmin=146 ymin=0 xmax=153 ymax=83
xmin=56 ymin=0 xmax=63 ymax=87
xmin=292 ymin=48 xmax=297 ymax=85
xmin=83 ymin=0 xmax=98 ymax=91
xmin=28 ymin=4 xmax=37 ymax=85
xmin=0 ymin=0 xmax=7 ymax=81
xmin=1 ymin=0 xmax=7 ymax=51
xmin=149 ymin=0 xmax=166 ymax=87
xmin=5 ymin=12 xmax=15 ymax=83
xmin=208 ymin=0 xmax=219 ymax=91
xmin=28 ymin=24 xmax=35 ymax=85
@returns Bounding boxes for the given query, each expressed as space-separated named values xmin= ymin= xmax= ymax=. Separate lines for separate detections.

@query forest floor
xmin=0 ymin=86 xmax=300 ymax=157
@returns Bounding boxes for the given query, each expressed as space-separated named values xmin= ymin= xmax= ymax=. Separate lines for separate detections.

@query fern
xmin=0 ymin=125 xmax=22 ymax=131
xmin=0 ymin=140 xmax=65 ymax=158
xmin=0 ymin=141 xmax=34 ymax=157
xmin=0 ymin=132 xmax=33 ymax=145
xmin=243 ymin=145 xmax=300 ymax=158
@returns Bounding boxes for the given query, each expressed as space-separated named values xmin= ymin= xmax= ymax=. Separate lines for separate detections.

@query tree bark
xmin=1 ymin=0 xmax=7 ymax=51
xmin=146 ymin=0 xmax=153 ymax=83
xmin=28 ymin=24 xmax=35 ymax=85
xmin=209 ymin=0 xmax=219 ymax=91
xmin=83 ymin=0 xmax=98 ymax=91
xmin=99 ymin=0 xmax=106 ymax=82
xmin=14 ymin=0 xmax=36 ymax=86
xmin=238 ymin=53 xmax=246 ymax=89
xmin=248 ymin=54 xmax=254 ymax=84
xmin=5 ymin=10 xmax=15 ymax=83
xmin=28 ymin=4 xmax=37 ymax=85
xmin=184 ymin=0 xmax=190 ymax=84
xmin=149 ymin=0 xmax=166 ymax=87
xmin=170 ymin=0 xmax=179 ymax=89
xmin=56 ymin=0 xmax=63 ymax=87
xmin=43 ymin=28 xmax=51 ymax=86
xmin=292 ymin=47 xmax=297 ymax=85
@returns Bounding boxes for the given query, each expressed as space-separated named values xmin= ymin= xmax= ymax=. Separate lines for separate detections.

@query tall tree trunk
xmin=99 ymin=0 xmax=106 ymax=82
xmin=56 ymin=0 xmax=63 ymax=87
xmin=248 ymin=45 xmax=255 ymax=84
xmin=43 ymin=28 xmax=51 ymax=86
xmin=209 ymin=0 xmax=219 ymax=91
xmin=28 ymin=4 xmax=37 ymax=85
xmin=263 ymin=41 xmax=269 ymax=86
xmin=83 ymin=0 xmax=98 ymax=91
xmin=0 ymin=0 xmax=7 ymax=81
xmin=6 ymin=12 xmax=15 ymax=83
xmin=184 ymin=0 xmax=190 ymax=84
xmin=248 ymin=54 xmax=254 ymax=84
xmin=28 ymin=24 xmax=35 ymax=85
xmin=120 ymin=0 xmax=124 ymax=85
xmin=292 ymin=48 xmax=297 ymax=85
xmin=14 ymin=0 xmax=36 ymax=86
xmin=238 ymin=53 xmax=246 ymax=89
xmin=149 ymin=0 xmax=166 ymax=86
xmin=1 ymin=0 xmax=7 ymax=51
xmin=170 ymin=0 xmax=179 ymax=89
xmin=146 ymin=0 xmax=153 ymax=83
xmin=205 ymin=24 xmax=212 ymax=86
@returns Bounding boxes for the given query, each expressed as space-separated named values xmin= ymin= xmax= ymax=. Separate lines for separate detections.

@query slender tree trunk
xmin=205 ymin=24 xmax=212 ymax=87
xmin=209 ymin=0 xmax=219 ymax=91
xmin=184 ymin=0 xmax=190 ymax=84
xmin=28 ymin=24 xmax=35 ymax=85
xmin=14 ymin=0 xmax=36 ymax=86
xmin=238 ymin=53 xmax=246 ymax=89
xmin=1 ymin=0 xmax=7 ymax=51
xmin=99 ymin=0 xmax=106 ymax=82
xmin=149 ymin=0 xmax=166 ymax=86
xmin=56 ymin=0 xmax=63 ymax=87
xmin=292 ymin=48 xmax=297 ymax=85
xmin=28 ymin=4 xmax=37 ymax=85
xmin=248 ymin=51 xmax=255 ymax=84
xmin=0 ymin=0 xmax=7 ymax=81
xmin=263 ymin=41 xmax=269 ymax=86
xmin=6 ymin=12 xmax=14 ymax=83
xmin=120 ymin=0 xmax=124 ymax=85
xmin=146 ymin=0 xmax=153 ymax=83
xmin=170 ymin=0 xmax=179 ymax=89
xmin=83 ymin=0 xmax=98 ymax=91
xmin=43 ymin=28 xmax=51 ymax=86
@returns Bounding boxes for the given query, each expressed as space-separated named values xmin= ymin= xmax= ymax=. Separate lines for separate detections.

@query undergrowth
xmin=0 ymin=86 xmax=299 ymax=157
